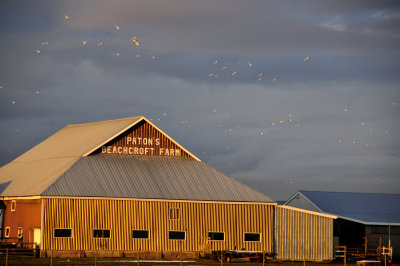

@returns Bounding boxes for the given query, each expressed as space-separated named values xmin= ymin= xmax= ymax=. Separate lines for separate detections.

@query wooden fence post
xmin=180 ymin=241 xmax=183 ymax=266
xmin=137 ymin=247 xmax=140 ymax=266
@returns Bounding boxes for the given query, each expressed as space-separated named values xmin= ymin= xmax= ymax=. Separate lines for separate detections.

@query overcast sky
xmin=1 ymin=0 xmax=399 ymax=200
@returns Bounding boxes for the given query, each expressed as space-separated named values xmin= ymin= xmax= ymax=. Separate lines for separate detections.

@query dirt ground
xmin=0 ymin=256 xmax=359 ymax=266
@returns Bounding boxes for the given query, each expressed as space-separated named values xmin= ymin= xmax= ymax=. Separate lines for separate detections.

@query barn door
xmin=34 ymin=228 xmax=41 ymax=247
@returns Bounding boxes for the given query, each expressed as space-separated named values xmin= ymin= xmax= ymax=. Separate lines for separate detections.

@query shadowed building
xmin=284 ymin=190 xmax=400 ymax=260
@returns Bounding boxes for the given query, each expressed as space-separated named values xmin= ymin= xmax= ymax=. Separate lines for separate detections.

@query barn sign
xmin=99 ymin=120 xmax=190 ymax=158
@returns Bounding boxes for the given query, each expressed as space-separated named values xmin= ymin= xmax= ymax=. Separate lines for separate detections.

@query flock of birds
xmin=208 ymin=59 xmax=280 ymax=82
xmin=2 ymin=14 xmax=398 ymax=157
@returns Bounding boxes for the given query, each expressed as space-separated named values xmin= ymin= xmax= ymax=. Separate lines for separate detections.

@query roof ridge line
xmin=66 ymin=116 xmax=143 ymax=127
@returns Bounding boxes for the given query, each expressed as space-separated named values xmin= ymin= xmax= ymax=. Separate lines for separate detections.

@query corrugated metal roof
xmin=43 ymin=154 xmax=274 ymax=202
xmin=298 ymin=190 xmax=400 ymax=225
xmin=0 ymin=116 xmax=143 ymax=196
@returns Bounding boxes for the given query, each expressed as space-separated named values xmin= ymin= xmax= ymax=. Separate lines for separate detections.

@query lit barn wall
xmin=2 ymin=199 xmax=41 ymax=243
xmin=42 ymin=198 xmax=274 ymax=253
xmin=275 ymin=206 xmax=334 ymax=261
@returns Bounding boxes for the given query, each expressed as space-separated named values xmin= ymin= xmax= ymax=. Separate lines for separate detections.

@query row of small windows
xmin=4 ymin=227 xmax=23 ymax=238
xmin=53 ymin=229 xmax=261 ymax=242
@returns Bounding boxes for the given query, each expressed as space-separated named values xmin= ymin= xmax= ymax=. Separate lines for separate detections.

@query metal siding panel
xmin=275 ymin=206 xmax=334 ymax=261
xmin=42 ymin=198 xmax=273 ymax=254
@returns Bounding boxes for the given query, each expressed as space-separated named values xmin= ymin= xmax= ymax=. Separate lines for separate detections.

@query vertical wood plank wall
xmin=42 ymin=198 xmax=274 ymax=252
xmin=275 ymin=206 xmax=334 ymax=261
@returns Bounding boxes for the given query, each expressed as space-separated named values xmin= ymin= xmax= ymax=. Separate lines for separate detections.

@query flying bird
xmin=248 ymin=62 xmax=253 ymax=68
xmin=81 ymin=40 xmax=87 ymax=45
xmin=304 ymin=57 xmax=312 ymax=62
xmin=212 ymin=60 xmax=219 ymax=64
xmin=64 ymin=15 xmax=70 ymax=21
xmin=131 ymin=36 xmax=141 ymax=46
xmin=114 ymin=25 xmax=120 ymax=30
xmin=97 ymin=42 xmax=104 ymax=46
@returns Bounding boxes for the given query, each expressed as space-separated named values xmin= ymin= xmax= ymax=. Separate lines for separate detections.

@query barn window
xmin=54 ymin=228 xmax=72 ymax=238
xmin=168 ymin=231 xmax=185 ymax=240
xmin=244 ymin=233 xmax=261 ymax=242
xmin=169 ymin=208 xmax=180 ymax=220
xmin=93 ymin=229 xmax=111 ymax=239
xmin=4 ymin=227 xmax=10 ymax=238
xmin=17 ymin=227 xmax=23 ymax=239
xmin=11 ymin=200 xmax=16 ymax=211
xmin=132 ymin=230 xmax=149 ymax=239
xmin=208 ymin=232 xmax=224 ymax=241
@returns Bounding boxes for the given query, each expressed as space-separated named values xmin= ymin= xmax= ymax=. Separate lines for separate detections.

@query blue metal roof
xmin=299 ymin=190 xmax=400 ymax=225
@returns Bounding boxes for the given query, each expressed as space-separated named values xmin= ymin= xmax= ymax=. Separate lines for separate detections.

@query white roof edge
xmin=284 ymin=191 xmax=324 ymax=213
xmin=142 ymin=117 xmax=201 ymax=161
xmin=278 ymin=205 xmax=337 ymax=219
xmin=283 ymin=191 xmax=300 ymax=205
xmin=82 ymin=116 xmax=144 ymax=157
xmin=66 ymin=116 xmax=141 ymax=127
xmin=298 ymin=191 xmax=324 ymax=212
xmin=82 ymin=116 xmax=201 ymax=161
xmin=333 ymin=214 xmax=400 ymax=226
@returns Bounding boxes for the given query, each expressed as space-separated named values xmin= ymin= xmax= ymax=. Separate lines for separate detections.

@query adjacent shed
xmin=284 ymin=191 xmax=400 ymax=260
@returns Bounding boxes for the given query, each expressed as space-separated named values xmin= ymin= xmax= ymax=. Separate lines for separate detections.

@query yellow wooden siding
xmin=42 ymin=198 xmax=273 ymax=252
xmin=275 ymin=206 xmax=333 ymax=261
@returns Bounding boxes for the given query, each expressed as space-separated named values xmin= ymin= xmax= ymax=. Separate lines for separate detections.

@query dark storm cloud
xmin=0 ymin=0 xmax=399 ymax=200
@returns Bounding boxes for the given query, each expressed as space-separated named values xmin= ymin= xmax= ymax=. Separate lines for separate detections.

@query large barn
xmin=0 ymin=116 xmax=335 ymax=260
